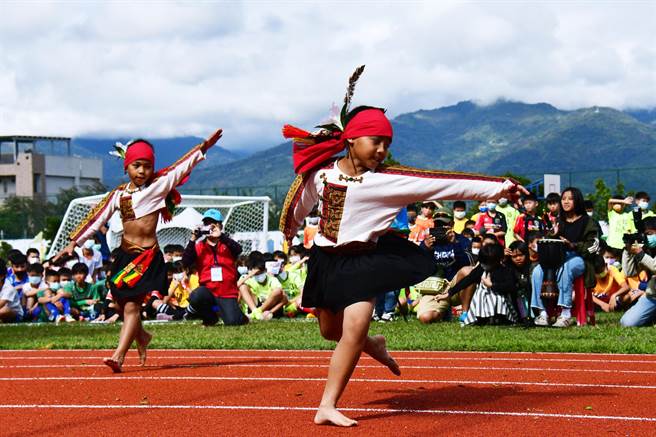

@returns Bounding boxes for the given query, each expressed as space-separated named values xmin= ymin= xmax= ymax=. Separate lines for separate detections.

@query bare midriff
xmin=122 ymin=211 xmax=160 ymax=248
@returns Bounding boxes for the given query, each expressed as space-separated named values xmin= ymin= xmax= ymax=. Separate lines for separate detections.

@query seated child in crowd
xmin=0 ymin=257 xmax=24 ymax=323
xmin=35 ymin=268 xmax=75 ymax=323
xmin=239 ymin=252 xmax=286 ymax=320
xmin=272 ymin=251 xmax=307 ymax=317
xmin=148 ymin=261 xmax=196 ymax=320
xmin=22 ymin=263 xmax=47 ymax=321
xmin=60 ymin=263 xmax=104 ymax=321
xmin=592 ymin=252 xmax=640 ymax=312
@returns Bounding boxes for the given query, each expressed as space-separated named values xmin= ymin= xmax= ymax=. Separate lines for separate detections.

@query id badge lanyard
xmin=210 ymin=243 xmax=223 ymax=282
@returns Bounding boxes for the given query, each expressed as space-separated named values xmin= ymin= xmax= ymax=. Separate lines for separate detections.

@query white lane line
xmin=0 ymin=404 xmax=654 ymax=422
xmin=2 ymin=363 xmax=656 ymax=375
xmin=1 ymin=349 xmax=655 ymax=357
xmin=1 ymin=376 xmax=655 ymax=390
xmin=2 ymin=355 xmax=656 ymax=364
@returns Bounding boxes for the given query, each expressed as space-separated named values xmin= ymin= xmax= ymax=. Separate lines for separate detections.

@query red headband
xmin=124 ymin=140 xmax=155 ymax=170
xmin=286 ymin=108 xmax=393 ymax=174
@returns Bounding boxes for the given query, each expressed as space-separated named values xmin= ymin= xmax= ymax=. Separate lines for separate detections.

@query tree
xmin=586 ymin=178 xmax=627 ymax=222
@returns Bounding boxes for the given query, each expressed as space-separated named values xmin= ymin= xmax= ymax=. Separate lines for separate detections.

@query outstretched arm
xmin=279 ymin=173 xmax=319 ymax=242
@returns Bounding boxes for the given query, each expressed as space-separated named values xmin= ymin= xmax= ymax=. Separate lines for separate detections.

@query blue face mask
xmin=647 ymin=234 xmax=656 ymax=248
xmin=479 ymin=206 xmax=488 ymax=213
xmin=49 ymin=282 xmax=61 ymax=291
xmin=487 ymin=203 xmax=497 ymax=212
xmin=28 ymin=276 xmax=41 ymax=285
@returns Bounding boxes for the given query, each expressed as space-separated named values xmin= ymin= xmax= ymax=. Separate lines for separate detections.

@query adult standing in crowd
xmin=183 ymin=209 xmax=248 ymax=326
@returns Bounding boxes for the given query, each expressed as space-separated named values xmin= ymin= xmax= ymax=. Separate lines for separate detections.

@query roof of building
xmin=0 ymin=135 xmax=71 ymax=142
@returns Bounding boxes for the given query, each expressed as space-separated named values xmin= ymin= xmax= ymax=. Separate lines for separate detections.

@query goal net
xmin=47 ymin=194 xmax=270 ymax=257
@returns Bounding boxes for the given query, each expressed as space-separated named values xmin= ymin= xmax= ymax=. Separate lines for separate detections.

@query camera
xmin=429 ymin=224 xmax=450 ymax=244
xmin=623 ymin=233 xmax=644 ymax=246
xmin=194 ymin=226 xmax=212 ymax=238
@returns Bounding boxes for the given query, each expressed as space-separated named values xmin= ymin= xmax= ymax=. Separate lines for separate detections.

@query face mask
xmin=83 ymin=240 xmax=95 ymax=249
xmin=454 ymin=211 xmax=466 ymax=220
xmin=487 ymin=203 xmax=497 ymax=212
xmin=237 ymin=266 xmax=248 ymax=275
xmin=479 ymin=206 xmax=488 ymax=213
xmin=60 ymin=280 xmax=71 ymax=287
xmin=278 ymin=271 xmax=288 ymax=281
xmin=289 ymin=255 xmax=301 ymax=264
xmin=587 ymin=211 xmax=593 ymax=217
xmin=254 ymin=273 xmax=267 ymax=284
xmin=639 ymin=201 xmax=649 ymax=211
xmin=172 ymin=256 xmax=182 ymax=262
xmin=93 ymin=244 xmax=102 ymax=252
xmin=605 ymin=258 xmax=616 ymax=266
xmin=28 ymin=257 xmax=40 ymax=264
xmin=498 ymin=198 xmax=508 ymax=207
xmin=308 ymin=217 xmax=320 ymax=225
xmin=28 ymin=276 xmax=41 ymax=285
xmin=172 ymin=273 xmax=184 ymax=281
xmin=647 ymin=234 xmax=656 ymax=248
xmin=265 ymin=261 xmax=282 ymax=275
xmin=471 ymin=248 xmax=480 ymax=255
xmin=49 ymin=282 xmax=61 ymax=291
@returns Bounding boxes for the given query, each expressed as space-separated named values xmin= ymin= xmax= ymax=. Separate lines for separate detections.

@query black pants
xmin=187 ymin=286 xmax=248 ymax=326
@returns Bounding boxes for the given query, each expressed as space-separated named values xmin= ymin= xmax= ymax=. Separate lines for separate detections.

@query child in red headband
xmin=55 ymin=129 xmax=223 ymax=372
xmin=281 ymin=66 xmax=527 ymax=427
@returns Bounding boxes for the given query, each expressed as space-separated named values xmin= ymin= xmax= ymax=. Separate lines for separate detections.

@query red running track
xmin=1 ymin=349 xmax=655 ymax=436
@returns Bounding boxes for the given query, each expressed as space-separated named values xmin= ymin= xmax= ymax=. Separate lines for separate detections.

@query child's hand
xmin=201 ymin=129 xmax=223 ymax=153
xmin=53 ymin=241 xmax=76 ymax=263
xmin=482 ymin=273 xmax=493 ymax=288
xmin=435 ymin=292 xmax=449 ymax=301
xmin=86 ymin=299 xmax=97 ymax=305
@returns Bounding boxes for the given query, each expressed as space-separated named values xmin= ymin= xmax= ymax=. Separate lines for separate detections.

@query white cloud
xmin=0 ymin=1 xmax=654 ymax=150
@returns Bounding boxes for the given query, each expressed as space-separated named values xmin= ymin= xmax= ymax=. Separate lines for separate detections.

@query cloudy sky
xmin=0 ymin=1 xmax=654 ymax=150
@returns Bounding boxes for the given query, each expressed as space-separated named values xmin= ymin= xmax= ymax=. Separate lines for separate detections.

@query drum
xmin=537 ymin=239 xmax=566 ymax=301
xmin=414 ymin=276 xmax=450 ymax=295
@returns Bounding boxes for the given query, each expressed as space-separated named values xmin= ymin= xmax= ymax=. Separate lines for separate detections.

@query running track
xmin=1 ymin=349 xmax=655 ymax=436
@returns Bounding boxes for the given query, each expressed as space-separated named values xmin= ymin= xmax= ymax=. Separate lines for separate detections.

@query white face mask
xmin=289 ymin=255 xmax=301 ymax=264
xmin=49 ymin=282 xmax=61 ymax=291
xmin=265 ymin=261 xmax=282 ymax=275
xmin=278 ymin=271 xmax=288 ymax=281
xmin=172 ymin=273 xmax=184 ymax=282
xmin=454 ymin=211 xmax=466 ymax=220
xmin=471 ymin=247 xmax=480 ymax=255
xmin=498 ymin=198 xmax=508 ymax=207
xmin=60 ymin=280 xmax=71 ymax=287
xmin=639 ymin=201 xmax=649 ymax=211
xmin=237 ymin=266 xmax=248 ymax=275
xmin=308 ymin=217 xmax=320 ymax=225
xmin=487 ymin=202 xmax=497 ymax=211
xmin=172 ymin=256 xmax=182 ymax=262
xmin=254 ymin=273 xmax=267 ymax=284
xmin=28 ymin=257 xmax=40 ymax=264
xmin=587 ymin=211 xmax=594 ymax=217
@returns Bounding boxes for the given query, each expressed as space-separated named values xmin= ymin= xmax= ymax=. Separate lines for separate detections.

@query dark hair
xmin=8 ymin=251 xmax=27 ymax=266
xmin=71 ymin=262 xmax=89 ymax=276
xmin=262 ymin=252 xmax=274 ymax=263
xmin=644 ymin=217 xmax=656 ymax=232
xmin=465 ymin=220 xmax=476 ymax=227
xmin=236 ymin=254 xmax=248 ymax=266
xmin=546 ymin=192 xmax=561 ymax=204
xmin=45 ymin=269 xmax=59 ymax=278
xmin=584 ymin=200 xmax=594 ymax=210
xmin=168 ymin=261 xmax=184 ymax=274
xmin=27 ymin=263 xmax=44 ymax=276
xmin=526 ymin=231 xmax=543 ymax=245
xmin=290 ymin=245 xmax=308 ymax=257
xmin=453 ymin=201 xmax=466 ymax=210
xmin=273 ymin=250 xmax=288 ymax=263
xmin=26 ymin=248 xmax=40 ymax=257
xmin=636 ymin=191 xmax=650 ymax=201
xmin=508 ymin=240 xmax=529 ymax=256
xmin=611 ymin=193 xmax=624 ymax=200
xmin=478 ymin=242 xmax=504 ymax=267
xmin=462 ymin=228 xmax=475 ymax=239
xmin=247 ymin=252 xmax=265 ymax=271
xmin=593 ymin=255 xmax=607 ymax=274
xmin=163 ymin=244 xmax=176 ymax=254
xmin=471 ymin=236 xmax=482 ymax=244
xmin=561 ymin=187 xmax=587 ymax=217
xmin=406 ymin=204 xmax=417 ymax=213
xmin=58 ymin=267 xmax=72 ymax=278
xmin=523 ymin=192 xmax=538 ymax=202
xmin=482 ymin=234 xmax=498 ymax=244
xmin=421 ymin=202 xmax=435 ymax=209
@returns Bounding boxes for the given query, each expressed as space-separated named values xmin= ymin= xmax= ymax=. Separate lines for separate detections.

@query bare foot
xmin=367 ymin=335 xmax=401 ymax=376
xmin=103 ymin=357 xmax=123 ymax=373
xmin=314 ymin=406 xmax=358 ymax=427
xmin=136 ymin=331 xmax=152 ymax=366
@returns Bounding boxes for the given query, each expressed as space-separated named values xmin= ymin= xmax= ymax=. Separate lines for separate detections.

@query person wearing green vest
xmin=496 ymin=197 xmax=520 ymax=246
xmin=607 ymin=196 xmax=636 ymax=250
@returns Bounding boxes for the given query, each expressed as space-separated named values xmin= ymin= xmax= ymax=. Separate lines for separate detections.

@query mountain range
xmin=73 ymin=100 xmax=656 ymax=196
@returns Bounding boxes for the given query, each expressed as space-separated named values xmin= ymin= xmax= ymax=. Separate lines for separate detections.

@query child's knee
xmin=319 ymin=324 xmax=341 ymax=341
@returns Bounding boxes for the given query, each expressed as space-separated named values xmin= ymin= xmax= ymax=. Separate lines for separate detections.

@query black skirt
xmin=302 ymin=233 xmax=436 ymax=313
xmin=110 ymin=246 xmax=167 ymax=302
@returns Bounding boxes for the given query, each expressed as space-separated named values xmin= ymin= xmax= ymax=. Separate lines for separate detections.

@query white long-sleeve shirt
xmin=69 ymin=144 xmax=206 ymax=246
xmin=280 ymin=159 xmax=514 ymax=247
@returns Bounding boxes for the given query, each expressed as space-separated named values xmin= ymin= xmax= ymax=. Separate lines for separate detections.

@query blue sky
xmin=0 ymin=1 xmax=654 ymax=151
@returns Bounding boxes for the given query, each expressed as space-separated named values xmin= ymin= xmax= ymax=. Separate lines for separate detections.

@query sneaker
xmin=533 ymin=314 xmax=550 ymax=326
xmin=372 ymin=313 xmax=381 ymax=322
xmin=156 ymin=313 xmax=174 ymax=321
xmin=458 ymin=311 xmax=468 ymax=323
xmin=381 ymin=312 xmax=395 ymax=322
xmin=552 ymin=316 xmax=573 ymax=328
xmin=64 ymin=314 xmax=76 ymax=323
xmin=55 ymin=315 xmax=66 ymax=325
xmin=248 ymin=308 xmax=263 ymax=321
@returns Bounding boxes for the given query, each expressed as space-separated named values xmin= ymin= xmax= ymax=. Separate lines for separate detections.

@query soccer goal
xmin=47 ymin=194 xmax=270 ymax=258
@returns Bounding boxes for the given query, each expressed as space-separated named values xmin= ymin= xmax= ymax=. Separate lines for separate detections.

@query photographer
xmin=182 ymin=209 xmax=247 ymax=326
xmin=620 ymin=217 xmax=656 ymax=327
xmin=416 ymin=208 xmax=473 ymax=324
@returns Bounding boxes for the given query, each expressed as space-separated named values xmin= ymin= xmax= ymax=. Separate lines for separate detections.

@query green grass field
xmin=1 ymin=312 xmax=654 ymax=353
